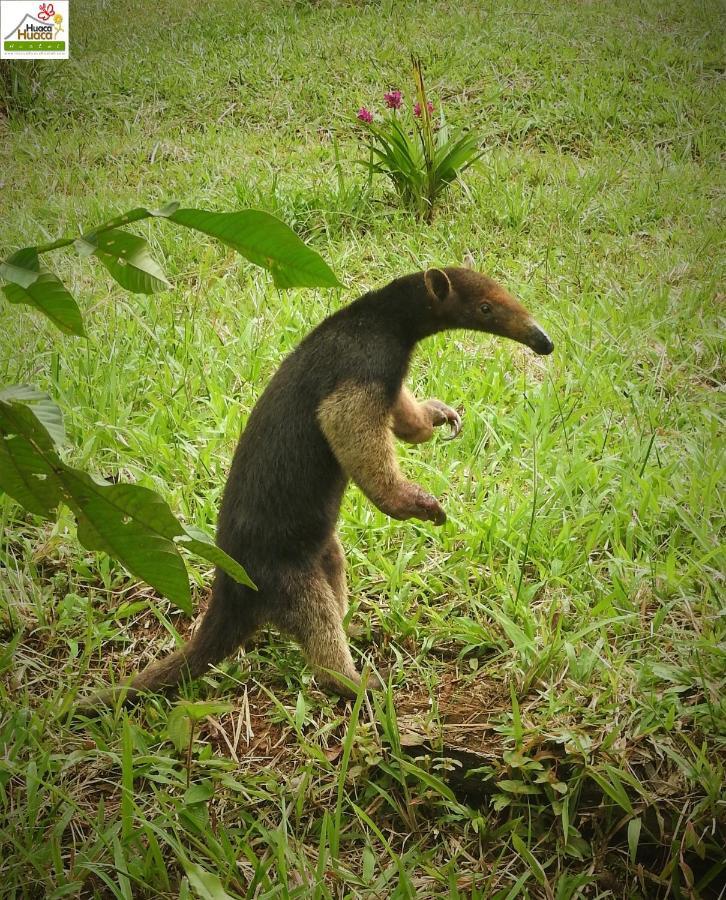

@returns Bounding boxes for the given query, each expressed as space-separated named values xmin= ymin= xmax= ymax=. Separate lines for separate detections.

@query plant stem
xmin=34 ymin=207 xmax=155 ymax=256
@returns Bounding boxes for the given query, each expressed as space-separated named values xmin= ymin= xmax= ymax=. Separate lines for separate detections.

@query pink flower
xmin=384 ymin=89 xmax=402 ymax=110
xmin=413 ymin=100 xmax=434 ymax=117
xmin=357 ymin=107 xmax=373 ymax=123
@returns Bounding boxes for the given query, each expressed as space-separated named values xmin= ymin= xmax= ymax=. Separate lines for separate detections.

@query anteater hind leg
xmin=320 ymin=534 xmax=385 ymax=690
xmin=320 ymin=532 xmax=348 ymax=619
xmin=273 ymin=568 xmax=360 ymax=699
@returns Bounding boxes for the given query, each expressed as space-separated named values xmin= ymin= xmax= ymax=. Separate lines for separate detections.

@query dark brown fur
xmin=81 ymin=267 xmax=553 ymax=709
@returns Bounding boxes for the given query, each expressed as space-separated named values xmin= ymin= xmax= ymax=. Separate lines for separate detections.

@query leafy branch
xmin=0 ymin=202 xmax=340 ymax=336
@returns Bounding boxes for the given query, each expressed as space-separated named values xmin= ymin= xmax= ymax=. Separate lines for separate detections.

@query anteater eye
xmin=479 ymin=303 xmax=491 ymax=315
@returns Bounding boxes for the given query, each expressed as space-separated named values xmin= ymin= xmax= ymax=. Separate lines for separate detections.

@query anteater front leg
xmin=318 ymin=382 xmax=446 ymax=525
xmin=392 ymin=386 xmax=462 ymax=444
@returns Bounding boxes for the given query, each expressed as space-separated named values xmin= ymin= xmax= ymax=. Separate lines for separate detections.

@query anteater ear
xmin=424 ymin=268 xmax=451 ymax=302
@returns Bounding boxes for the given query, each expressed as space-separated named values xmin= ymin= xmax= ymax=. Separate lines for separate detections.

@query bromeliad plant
xmin=356 ymin=58 xmax=483 ymax=222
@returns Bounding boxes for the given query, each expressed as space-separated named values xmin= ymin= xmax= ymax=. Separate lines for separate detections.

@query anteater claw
xmin=426 ymin=399 xmax=463 ymax=441
xmin=442 ymin=410 xmax=462 ymax=441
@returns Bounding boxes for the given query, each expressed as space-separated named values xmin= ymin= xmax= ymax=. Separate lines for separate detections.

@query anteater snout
xmin=528 ymin=322 xmax=554 ymax=355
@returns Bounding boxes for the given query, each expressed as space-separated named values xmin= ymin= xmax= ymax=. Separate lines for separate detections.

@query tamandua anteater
xmin=83 ymin=265 xmax=553 ymax=707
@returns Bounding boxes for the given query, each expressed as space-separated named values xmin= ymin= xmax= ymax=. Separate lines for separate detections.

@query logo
xmin=1 ymin=1 xmax=69 ymax=59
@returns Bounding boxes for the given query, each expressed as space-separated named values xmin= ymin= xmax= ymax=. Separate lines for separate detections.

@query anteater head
xmin=423 ymin=266 xmax=554 ymax=356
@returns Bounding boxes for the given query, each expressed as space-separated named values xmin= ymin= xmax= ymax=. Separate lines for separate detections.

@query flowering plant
xmin=356 ymin=58 xmax=482 ymax=221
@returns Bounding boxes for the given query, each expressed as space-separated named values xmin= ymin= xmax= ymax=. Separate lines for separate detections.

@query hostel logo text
xmin=1 ymin=1 xmax=69 ymax=59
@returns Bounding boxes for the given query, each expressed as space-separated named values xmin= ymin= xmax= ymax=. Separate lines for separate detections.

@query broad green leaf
xmin=183 ymin=861 xmax=235 ymax=900
xmin=0 ymin=385 xmax=65 ymax=446
xmin=492 ymin=793 xmax=511 ymax=812
xmin=2 ymin=249 xmax=84 ymax=336
xmin=75 ymin=229 xmax=171 ymax=294
xmin=166 ymin=705 xmax=192 ymax=753
xmin=175 ymin=700 xmax=233 ymax=721
xmin=3 ymin=274 xmax=85 ymax=337
xmin=0 ymin=247 xmax=41 ymax=288
xmin=167 ymin=702 xmax=232 ymax=755
xmin=495 ymin=779 xmax=542 ymax=795
xmin=184 ymin=781 xmax=214 ymax=805
xmin=168 ymin=207 xmax=341 ymax=290
xmin=63 ymin=473 xmax=191 ymax=613
xmin=0 ymin=398 xmax=252 ymax=609
xmin=176 ymin=525 xmax=256 ymax=589
xmin=362 ymin=848 xmax=375 ymax=884
xmin=0 ymin=402 xmax=190 ymax=610
xmin=0 ymin=399 xmax=63 ymax=516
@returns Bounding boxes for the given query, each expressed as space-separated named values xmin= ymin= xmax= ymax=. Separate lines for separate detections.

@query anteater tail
xmin=76 ymin=571 xmax=258 ymax=715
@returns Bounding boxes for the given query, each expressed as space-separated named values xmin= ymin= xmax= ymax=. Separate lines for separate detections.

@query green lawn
xmin=1 ymin=0 xmax=724 ymax=897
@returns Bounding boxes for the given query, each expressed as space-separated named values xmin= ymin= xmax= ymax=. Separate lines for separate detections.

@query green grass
xmin=1 ymin=0 xmax=724 ymax=897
